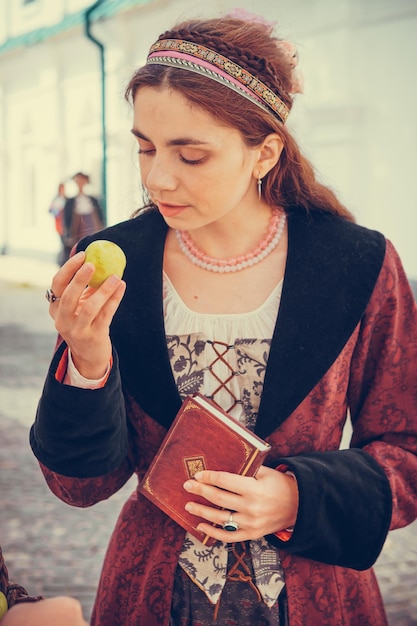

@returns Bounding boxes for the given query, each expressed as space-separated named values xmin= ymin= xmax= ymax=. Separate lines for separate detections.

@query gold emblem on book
xmin=184 ymin=456 xmax=206 ymax=479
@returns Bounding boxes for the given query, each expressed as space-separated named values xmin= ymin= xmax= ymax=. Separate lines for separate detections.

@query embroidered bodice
xmin=163 ymin=272 xmax=285 ymax=607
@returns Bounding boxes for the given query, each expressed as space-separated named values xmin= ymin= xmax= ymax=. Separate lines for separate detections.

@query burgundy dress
xmin=30 ymin=209 xmax=417 ymax=625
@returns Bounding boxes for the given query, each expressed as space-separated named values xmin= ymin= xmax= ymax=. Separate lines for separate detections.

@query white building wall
xmin=0 ymin=0 xmax=416 ymax=279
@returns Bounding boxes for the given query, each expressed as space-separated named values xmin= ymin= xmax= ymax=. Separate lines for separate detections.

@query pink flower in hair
xmin=226 ymin=8 xmax=277 ymax=32
xmin=277 ymin=40 xmax=304 ymax=94
xmin=277 ymin=40 xmax=298 ymax=68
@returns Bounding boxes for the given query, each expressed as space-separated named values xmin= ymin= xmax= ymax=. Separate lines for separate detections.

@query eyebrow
xmin=130 ymin=128 xmax=210 ymax=147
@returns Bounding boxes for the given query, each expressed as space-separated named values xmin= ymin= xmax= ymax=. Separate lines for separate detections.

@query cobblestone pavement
xmin=1 ymin=267 xmax=417 ymax=625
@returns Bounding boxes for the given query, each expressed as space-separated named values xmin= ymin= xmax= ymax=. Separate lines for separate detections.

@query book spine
xmin=241 ymin=448 xmax=261 ymax=476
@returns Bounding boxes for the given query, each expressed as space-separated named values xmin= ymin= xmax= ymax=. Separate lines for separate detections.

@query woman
xmin=30 ymin=12 xmax=417 ymax=626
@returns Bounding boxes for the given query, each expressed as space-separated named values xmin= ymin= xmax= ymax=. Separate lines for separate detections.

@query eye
xmin=180 ymin=155 xmax=205 ymax=165
xmin=138 ymin=148 xmax=155 ymax=156
xmin=136 ymin=137 xmax=155 ymax=156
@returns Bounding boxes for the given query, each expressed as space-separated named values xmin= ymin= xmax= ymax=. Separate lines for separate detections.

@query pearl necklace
xmin=175 ymin=210 xmax=286 ymax=273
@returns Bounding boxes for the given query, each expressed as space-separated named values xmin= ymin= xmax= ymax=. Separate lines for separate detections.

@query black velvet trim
xmin=76 ymin=211 xmax=182 ymax=430
xmin=30 ymin=343 xmax=128 ymax=478
xmin=266 ymin=448 xmax=393 ymax=570
xmin=74 ymin=210 xmax=386 ymax=437
xmin=256 ymin=211 xmax=386 ymax=439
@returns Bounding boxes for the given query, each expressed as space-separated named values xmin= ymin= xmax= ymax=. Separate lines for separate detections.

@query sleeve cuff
xmin=274 ymin=463 xmax=296 ymax=542
xmin=55 ymin=346 xmax=112 ymax=389
xmin=31 ymin=342 xmax=128 ymax=478
xmin=66 ymin=348 xmax=112 ymax=388
xmin=266 ymin=449 xmax=392 ymax=570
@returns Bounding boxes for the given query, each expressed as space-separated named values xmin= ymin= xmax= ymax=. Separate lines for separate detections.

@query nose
xmin=145 ymin=154 xmax=178 ymax=194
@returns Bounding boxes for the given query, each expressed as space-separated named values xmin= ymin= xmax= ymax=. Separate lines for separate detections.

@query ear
xmin=253 ymin=133 xmax=284 ymax=179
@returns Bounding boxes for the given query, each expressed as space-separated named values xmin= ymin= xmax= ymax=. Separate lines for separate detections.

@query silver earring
xmin=142 ymin=184 xmax=152 ymax=206
xmin=257 ymin=175 xmax=262 ymax=200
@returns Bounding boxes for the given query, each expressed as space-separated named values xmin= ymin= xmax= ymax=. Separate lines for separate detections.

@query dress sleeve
xmin=348 ymin=240 xmax=417 ymax=530
xmin=267 ymin=240 xmax=417 ymax=569
xmin=30 ymin=342 xmax=130 ymax=480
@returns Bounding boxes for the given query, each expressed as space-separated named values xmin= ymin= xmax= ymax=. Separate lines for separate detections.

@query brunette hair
xmin=126 ymin=17 xmax=354 ymax=221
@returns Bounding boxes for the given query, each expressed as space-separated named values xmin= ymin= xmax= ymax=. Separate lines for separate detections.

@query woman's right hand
xmin=48 ymin=250 xmax=126 ymax=379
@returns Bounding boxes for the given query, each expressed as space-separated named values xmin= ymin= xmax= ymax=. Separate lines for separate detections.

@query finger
xmin=196 ymin=521 xmax=249 ymax=542
xmin=89 ymin=279 xmax=126 ymax=330
xmin=186 ymin=485 xmax=242 ymax=524
xmin=184 ymin=499 xmax=247 ymax=539
xmin=55 ymin=261 xmax=96 ymax=321
xmin=183 ymin=476 xmax=243 ymax=512
xmin=74 ymin=275 xmax=125 ymax=328
xmin=195 ymin=510 xmax=251 ymax=542
xmin=192 ymin=469 xmax=253 ymax=496
xmin=184 ymin=499 xmax=242 ymax=530
xmin=50 ymin=251 xmax=86 ymax=296
xmin=191 ymin=502 xmax=268 ymax=541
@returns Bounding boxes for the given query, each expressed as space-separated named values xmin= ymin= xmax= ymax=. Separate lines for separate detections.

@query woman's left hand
xmin=183 ymin=465 xmax=298 ymax=542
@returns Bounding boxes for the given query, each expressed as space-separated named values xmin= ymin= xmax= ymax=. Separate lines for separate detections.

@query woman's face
xmin=131 ymin=86 xmax=262 ymax=230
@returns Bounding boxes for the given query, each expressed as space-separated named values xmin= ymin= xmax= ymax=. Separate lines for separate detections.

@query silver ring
xmin=45 ymin=288 xmax=60 ymax=303
xmin=222 ymin=512 xmax=239 ymax=532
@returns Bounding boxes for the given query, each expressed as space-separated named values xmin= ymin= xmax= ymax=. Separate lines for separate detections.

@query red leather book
xmin=139 ymin=393 xmax=271 ymax=546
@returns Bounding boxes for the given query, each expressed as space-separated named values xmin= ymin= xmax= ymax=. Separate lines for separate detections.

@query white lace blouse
xmin=163 ymin=272 xmax=283 ymax=422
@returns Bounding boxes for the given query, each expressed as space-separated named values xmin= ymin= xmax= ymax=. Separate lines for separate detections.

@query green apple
xmin=0 ymin=591 xmax=8 ymax=618
xmin=84 ymin=240 xmax=126 ymax=289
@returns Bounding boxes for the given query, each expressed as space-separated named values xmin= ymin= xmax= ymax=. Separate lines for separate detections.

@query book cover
xmin=139 ymin=393 xmax=271 ymax=545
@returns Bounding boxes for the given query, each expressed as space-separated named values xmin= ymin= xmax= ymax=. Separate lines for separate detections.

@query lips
xmin=155 ymin=201 xmax=187 ymax=218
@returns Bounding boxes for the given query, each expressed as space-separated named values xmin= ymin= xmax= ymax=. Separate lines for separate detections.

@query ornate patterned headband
xmin=147 ymin=39 xmax=290 ymax=124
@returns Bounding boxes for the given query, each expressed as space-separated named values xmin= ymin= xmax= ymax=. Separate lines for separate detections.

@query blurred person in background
xmin=62 ymin=172 xmax=104 ymax=263
xmin=48 ymin=181 xmax=67 ymax=266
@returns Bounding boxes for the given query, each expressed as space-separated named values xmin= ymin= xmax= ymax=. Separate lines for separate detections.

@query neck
xmin=175 ymin=209 xmax=286 ymax=273
xmin=186 ymin=206 xmax=274 ymax=258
